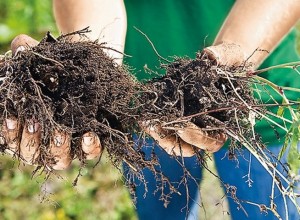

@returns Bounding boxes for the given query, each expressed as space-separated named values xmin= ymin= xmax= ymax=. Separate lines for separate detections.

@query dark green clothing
xmin=124 ymin=0 xmax=300 ymax=145
xmin=125 ymin=0 xmax=232 ymax=80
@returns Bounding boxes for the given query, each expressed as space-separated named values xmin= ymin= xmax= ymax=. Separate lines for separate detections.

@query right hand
xmin=1 ymin=34 xmax=102 ymax=170
xmin=203 ymin=42 xmax=248 ymax=67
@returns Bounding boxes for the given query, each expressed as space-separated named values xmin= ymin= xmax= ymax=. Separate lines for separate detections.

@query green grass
xmin=0 ymin=0 xmax=57 ymax=52
xmin=0 ymin=154 xmax=137 ymax=220
xmin=0 ymin=153 xmax=230 ymax=220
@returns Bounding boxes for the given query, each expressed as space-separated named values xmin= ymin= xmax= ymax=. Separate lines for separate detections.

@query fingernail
xmin=54 ymin=134 xmax=65 ymax=147
xmin=149 ymin=125 xmax=156 ymax=132
xmin=177 ymin=129 xmax=184 ymax=134
xmin=0 ymin=136 xmax=5 ymax=145
xmin=6 ymin=119 xmax=17 ymax=130
xmin=139 ymin=120 xmax=148 ymax=128
xmin=15 ymin=46 xmax=26 ymax=55
xmin=83 ymin=134 xmax=95 ymax=146
xmin=28 ymin=122 xmax=39 ymax=133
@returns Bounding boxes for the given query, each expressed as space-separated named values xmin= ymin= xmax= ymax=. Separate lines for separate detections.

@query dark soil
xmin=141 ymin=54 xmax=256 ymax=132
xmin=0 ymin=31 xmax=258 ymax=200
xmin=0 ymin=32 xmax=145 ymax=170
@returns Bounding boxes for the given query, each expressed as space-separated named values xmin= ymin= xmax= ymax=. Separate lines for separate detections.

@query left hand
xmin=141 ymin=120 xmax=227 ymax=157
xmin=141 ymin=42 xmax=249 ymax=157
xmin=2 ymin=34 xmax=103 ymax=170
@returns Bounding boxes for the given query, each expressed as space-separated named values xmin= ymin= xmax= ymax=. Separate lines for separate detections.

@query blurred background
xmin=0 ymin=1 xmax=299 ymax=220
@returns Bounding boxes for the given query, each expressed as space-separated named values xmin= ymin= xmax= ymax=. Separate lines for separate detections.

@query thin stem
xmin=133 ymin=26 xmax=171 ymax=63
xmin=264 ymin=110 xmax=293 ymax=124
xmin=254 ymin=75 xmax=297 ymax=120
xmin=252 ymin=61 xmax=300 ymax=75
xmin=30 ymin=51 xmax=64 ymax=67
xmin=281 ymin=86 xmax=300 ymax=93
xmin=253 ymin=109 xmax=288 ymax=132
xmin=227 ymin=129 xmax=300 ymax=213
xmin=178 ymin=103 xmax=298 ymax=122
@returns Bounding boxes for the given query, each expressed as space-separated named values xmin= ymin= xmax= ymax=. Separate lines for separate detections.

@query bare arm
xmin=53 ymin=0 xmax=127 ymax=62
xmin=205 ymin=0 xmax=300 ymax=68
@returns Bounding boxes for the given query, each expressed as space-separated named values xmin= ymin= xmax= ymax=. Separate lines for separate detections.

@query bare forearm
xmin=53 ymin=0 xmax=127 ymax=61
xmin=214 ymin=0 xmax=300 ymax=67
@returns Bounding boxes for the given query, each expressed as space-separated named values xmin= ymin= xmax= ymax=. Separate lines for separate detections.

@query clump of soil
xmin=0 ymin=32 xmax=147 ymax=170
xmin=141 ymin=55 xmax=256 ymax=133
xmin=0 ymin=31 xmax=258 ymax=191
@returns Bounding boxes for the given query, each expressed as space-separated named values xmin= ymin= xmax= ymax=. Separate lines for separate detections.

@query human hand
xmin=2 ymin=34 xmax=102 ymax=170
xmin=140 ymin=43 xmax=250 ymax=157
xmin=141 ymin=121 xmax=226 ymax=157
xmin=203 ymin=42 xmax=247 ymax=67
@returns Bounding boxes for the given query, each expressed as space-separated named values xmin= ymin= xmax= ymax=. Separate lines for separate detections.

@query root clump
xmin=0 ymin=31 xmax=258 ymax=197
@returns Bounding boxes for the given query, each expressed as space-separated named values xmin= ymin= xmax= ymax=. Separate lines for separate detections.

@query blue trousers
xmin=123 ymin=139 xmax=300 ymax=220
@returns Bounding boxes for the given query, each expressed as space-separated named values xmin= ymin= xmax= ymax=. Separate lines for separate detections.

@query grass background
xmin=0 ymin=1 xmax=299 ymax=219
xmin=0 ymin=155 xmax=229 ymax=220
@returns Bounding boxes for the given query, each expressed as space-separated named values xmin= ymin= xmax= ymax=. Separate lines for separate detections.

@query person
xmin=5 ymin=0 xmax=300 ymax=219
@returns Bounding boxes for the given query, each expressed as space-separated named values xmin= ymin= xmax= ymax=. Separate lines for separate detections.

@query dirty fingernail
xmin=139 ymin=120 xmax=149 ymax=127
xmin=28 ymin=122 xmax=39 ymax=133
xmin=6 ymin=119 xmax=17 ymax=130
xmin=176 ymin=129 xmax=184 ymax=134
xmin=0 ymin=136 xmax=5 ymax=145
xmin=54 ymin=134 xmax=65 ymax=147
xmin=83 ymin=135 xmax=95 ymax=146
xmin=14 ymin=46 xmax=26 ymax=56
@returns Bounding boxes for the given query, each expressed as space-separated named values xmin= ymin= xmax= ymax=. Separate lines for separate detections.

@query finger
xmin=11 ymin=34 xmax=39 ymax=56
xmin=202 ymin=43 xmax=245 ymax=66
xmin=19 ymin=119 xmax=41 ymax=165
xmin=2 ymin=118 xmax=21 ymax=154
xmin=49 ymin=130 xmax=72 ymax=170
xmin=81 ymin=132 xmax=102 ymax=160
xmin=164 ymin=122 xmax=227 ymax=153
xmin=0 ymin=131 xmax=5 ymax=145
xmin=0 ymin=57 xmax=4 ymax=67
xmin=141 ymin=121 xmax=196 ymax=157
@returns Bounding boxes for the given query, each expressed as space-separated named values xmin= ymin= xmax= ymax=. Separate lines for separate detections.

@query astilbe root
xmin=0 ymin=33 xmax=146 ymax=169
xmin=0 ymin=31 xmax=259 ymax=202
xmin=138 ymin=53 xmax=259 ymax=157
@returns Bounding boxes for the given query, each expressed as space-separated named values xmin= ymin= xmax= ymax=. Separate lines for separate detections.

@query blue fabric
xmin=124 ymin=139 xmax=300 ymax=220
xmin=214 ymin=144 xmax=300 ymax=220
xmin=123 ymin=137 xmax=202 ymax=220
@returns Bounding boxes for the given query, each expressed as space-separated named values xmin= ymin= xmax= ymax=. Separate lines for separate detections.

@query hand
xmin=203 ymin=42 xmax=247 ymax=67
xmin=2 ymin=34 xmax=102 ymax=170
xmin=140 ymin=43 xmax=248 ymax=157
xmin=141 ymin=121 xmax=226 ymax=157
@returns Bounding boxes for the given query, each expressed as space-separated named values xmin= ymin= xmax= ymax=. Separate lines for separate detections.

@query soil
xmin=141 ymin=54 xmax=256 ymax=131
xmin=0 ymin=31 xmax=258 ymax=200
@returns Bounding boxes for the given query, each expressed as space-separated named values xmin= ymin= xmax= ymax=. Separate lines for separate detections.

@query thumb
xmin=202 ymin=42 xmax=247 ymax=67
xmin=11 ymin=34 xmax=39 ymax=56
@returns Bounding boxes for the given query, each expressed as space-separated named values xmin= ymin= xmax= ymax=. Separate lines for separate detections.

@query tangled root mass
xmin=0 ymin=32 xmax=258 ymax=201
